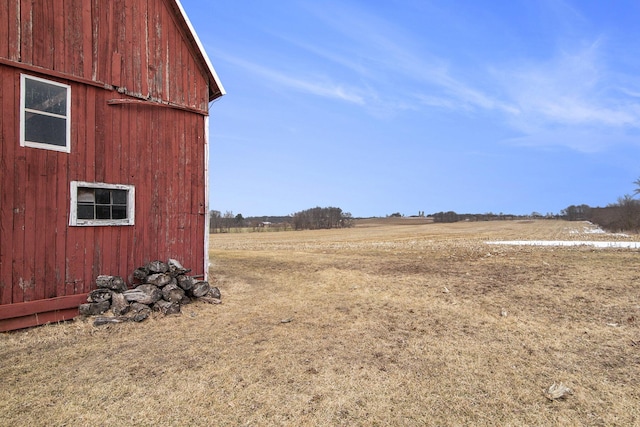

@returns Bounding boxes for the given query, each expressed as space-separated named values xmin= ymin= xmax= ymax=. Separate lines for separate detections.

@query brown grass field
xmin=1 ymin=219 xmax=640 ymax=426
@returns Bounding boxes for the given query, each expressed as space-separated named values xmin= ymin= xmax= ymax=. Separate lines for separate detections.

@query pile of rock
xmin=79 ymin=259 xmax=220 ymax=326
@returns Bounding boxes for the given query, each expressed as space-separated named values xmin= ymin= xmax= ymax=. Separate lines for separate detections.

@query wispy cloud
xmin=211 ymin=1 xmax=519 ymax=117
xmin=211 ymin=1 xmax=640 ymax=152
xmin=301 ymin=1 xmax=640 ymax=151
xmin=216 ymin=51 xmax=366 ymax=105
xmin=269 ymin=35 xmax=375 ymax=80
xmin=495 ymin=39 xmax=640 ymax=150
xmin=300 ymin=1 xmax=519 ymax=115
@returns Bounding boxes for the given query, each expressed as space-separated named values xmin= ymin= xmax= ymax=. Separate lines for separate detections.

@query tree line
xmin=209 ymin=210 xmax=244 ymax=233
xmin=431 ymin=211 xmax=541 ymax=223
xmin=210 ymin=177 xmax=640 ymax=233
xmin=291 ymin=207 xmax=353 ymax=230
xmin=562 ymin=199 xmax=639 ymax=233
xmin=209 ymin=207 xmax=353 ymax=232
xmin=431 ymin=177 xmax=640 ymax=233
xmin=558 ymin=178 xmax=640 ymax=232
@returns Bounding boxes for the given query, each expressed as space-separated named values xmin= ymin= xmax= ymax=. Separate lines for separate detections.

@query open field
xmin=2 ymin=219 xmax=640 ymax=426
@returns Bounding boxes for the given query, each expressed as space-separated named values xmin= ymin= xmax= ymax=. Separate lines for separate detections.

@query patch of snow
xmin=583 ymin=226 xmax=606 ymax=234
xmin=565 ymin=222 xmax=630 ymax=238
xmin=486 ymin=241 xmax=640 ymax=248
xmin=566 ymin=223 xmax=605 ymax=234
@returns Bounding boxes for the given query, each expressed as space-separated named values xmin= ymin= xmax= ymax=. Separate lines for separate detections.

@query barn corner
xmin=0 ymin=0 xmax=224 ymax=332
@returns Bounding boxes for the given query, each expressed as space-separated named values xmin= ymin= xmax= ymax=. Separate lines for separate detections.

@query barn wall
xmin=0 ymin=63 xmax=207 ymax=306
xmin=0 ymin=0 xmax=210 ymax=111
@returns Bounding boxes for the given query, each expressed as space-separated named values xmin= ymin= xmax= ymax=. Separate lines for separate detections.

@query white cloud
xmin=211 ymin=2 xmax=640 ymax=152
xmin=495 ymin=40 xmax=640 ymax=150
xmin=299 ymin=1 xmax=520 ymax=116
xmin=217 ymin=52 xmax=366 ymax=105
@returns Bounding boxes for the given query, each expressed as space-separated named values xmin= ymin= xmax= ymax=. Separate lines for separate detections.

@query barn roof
xmin=172 ymin=0 xmax=226 ymax=102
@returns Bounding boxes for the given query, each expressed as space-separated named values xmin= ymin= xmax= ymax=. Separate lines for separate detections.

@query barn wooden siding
xmin=0 ymin=0 xmax=217 ymax=110
xmin=0 ymin=0 xmax=221 ymax=330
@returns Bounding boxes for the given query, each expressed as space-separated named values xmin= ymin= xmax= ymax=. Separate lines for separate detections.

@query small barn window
xmin=69 ymin=181 xmax=135 ymax=226
xmin=20 ymin=74 xmax=71 ymax=153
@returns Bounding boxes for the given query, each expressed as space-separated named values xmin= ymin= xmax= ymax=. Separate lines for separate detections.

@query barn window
xmin=69 ymin=181 xmax=135 ymax=226
xmin=20 ymin=74 xmax=71 ymax=153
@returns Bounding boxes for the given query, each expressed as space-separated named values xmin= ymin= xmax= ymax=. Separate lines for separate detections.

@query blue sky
xmin=182 ymin=0 xmax=640 ymax=218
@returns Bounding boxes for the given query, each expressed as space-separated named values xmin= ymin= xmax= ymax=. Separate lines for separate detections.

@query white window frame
xmin=69 ymin=181 xmax=135 ymax=226
xmin=20 ymin=74 xmax=71 ymax=153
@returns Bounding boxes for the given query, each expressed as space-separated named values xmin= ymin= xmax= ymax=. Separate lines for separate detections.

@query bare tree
xmin=616 ymin=195 xmax=640 ymax=232
xmin=209 ymin=210 xmax=222 ymax=233
xmin=223 ymin=210 xmax=234 ymax=233
xmin=560 ymin=205 xmax=591 ymax=221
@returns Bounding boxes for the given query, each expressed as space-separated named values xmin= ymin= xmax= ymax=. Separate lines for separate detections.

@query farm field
xmin=2 ymin=219 xmax=640 ymax=426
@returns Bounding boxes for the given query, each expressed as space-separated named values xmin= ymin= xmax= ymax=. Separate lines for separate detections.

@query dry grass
xmin=2 ymin=219 xmax=640 ymax=426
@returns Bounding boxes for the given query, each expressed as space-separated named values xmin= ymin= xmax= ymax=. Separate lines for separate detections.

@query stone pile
xmin=79 ymin=259 xmax=220 ymax=326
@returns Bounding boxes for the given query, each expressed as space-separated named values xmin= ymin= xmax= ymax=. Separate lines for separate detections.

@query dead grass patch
xmin=1 ymin=220 xmax=640 ymax=426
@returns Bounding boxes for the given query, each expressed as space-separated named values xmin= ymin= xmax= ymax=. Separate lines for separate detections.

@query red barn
xmin=0 ymin=0 xmax=225 ymax=331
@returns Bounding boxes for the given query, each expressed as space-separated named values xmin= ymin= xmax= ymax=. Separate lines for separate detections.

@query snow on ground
xmin=567 ymin=222 xmax=629 ymax=237
xmin=486 ymin=240 xmax=640 ymax=248
xmin=487 ymin=222 xmax=639 ymax=248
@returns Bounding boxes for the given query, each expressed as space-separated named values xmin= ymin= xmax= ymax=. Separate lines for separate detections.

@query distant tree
xmin=616 ymin=195 xmax=640 ymax=231
xmin=560 ymin=204 xmax=591 ymax=221
xmin=341 ymin=212 xmax=354 ymax=228
xmin=223 ymin=210 xmax=234 ymax=232
xmin=634 ymin=177 xmax=640 ymax=198
xmin=235 ymin=213 xmax=244 ymax=226
xmin=433 ymin=211 xmax=459 ymax=223
xmin=210 ymin=210 xmax=222 ymax=233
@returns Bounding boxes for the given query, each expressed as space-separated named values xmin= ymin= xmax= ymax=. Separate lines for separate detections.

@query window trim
xmin=20 ymin=73 xmax=71 ymax=153
xmin=69 ymin=181 xmax=135 ymax=226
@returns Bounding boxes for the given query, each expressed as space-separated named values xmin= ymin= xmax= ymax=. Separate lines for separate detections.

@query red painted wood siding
xmin=0 ymin=0 xmax=214 ymax=307
xmin=1 ymin=64 xmax=208 ymax=305
xmin=0 ymin=0 xmax=211 ymax=110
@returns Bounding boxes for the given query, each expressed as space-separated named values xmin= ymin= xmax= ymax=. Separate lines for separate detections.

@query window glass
xmin=95 ymin=189 xmax=111 ymax=205
xmin=77 ymin=188 xmax=95 ymax=203
xmin=112 ymin=205 xmax=127 ymax=219
xmin=112 ymin=190 xmax=127 ymax=205
xmin=77 ymin=205 xmax=94 ymax=220
xmin=24 ymin=113 xmax=67 ymax=146
xmin=21 ymin=75 xmax=70 ymax=152
xmin=96 ymin=205 xmax=111 ymax=219
xmin=76 ymin=188 xmax=130 ymax=221
xmin=24 ymin=78 xmax=67 ymax=115
xmin=70 ymin=182 xmax=134 ymax=226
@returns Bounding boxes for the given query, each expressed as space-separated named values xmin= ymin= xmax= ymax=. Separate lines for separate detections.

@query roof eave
xmin=173 ymin=0 xmax=226 ymax=102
